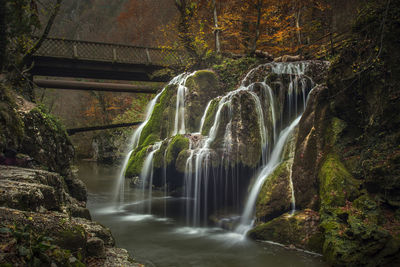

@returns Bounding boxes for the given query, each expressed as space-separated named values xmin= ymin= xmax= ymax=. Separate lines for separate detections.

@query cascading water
xmin=114 ymin=72 xmax=195 ymax=206
xmin=117 ymin=61 xmax=322 ymax=236
xmin=173 ymin=72 xmax=195 ymax=135
xmin=235 ymin=116 xmax=301 ymax=235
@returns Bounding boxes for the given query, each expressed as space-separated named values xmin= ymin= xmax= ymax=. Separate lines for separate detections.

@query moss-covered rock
xmin=255 ymin=161 xmax=292 ymax=222
xmin=20 ymin=106 xmax=74 ymax=176
xmin=320 ymin=194 xmax=400 ymax=266
xmin=125 ymin=145 xmax=150 ymax=178
xmin=200 ymin=97 xmax=221 ymax=136
xmin=165 ymin=135 xmax=190 ymax=165
xmin=248 ymin=210 xmax=324 ymax=253
xmin=319 ymin=153 xmax=361 ymax=209
xmin=185 ymin=70 xmax=222 ymax=132
xmin=138 ymin=84 xmax=177 ymax=147
xmin=212 ymin=57 xmax=260 ymax=91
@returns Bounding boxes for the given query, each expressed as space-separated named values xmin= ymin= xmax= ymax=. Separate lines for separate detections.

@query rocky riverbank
xmin=0 ymin=84 xmax=141 ymax=266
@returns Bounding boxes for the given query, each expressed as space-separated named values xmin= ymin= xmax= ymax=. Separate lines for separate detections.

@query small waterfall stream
xmin=116 ymin=61 xmax=320 ymax=236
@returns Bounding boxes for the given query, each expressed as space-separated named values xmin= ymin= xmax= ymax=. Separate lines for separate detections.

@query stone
xmin=87 ymin=237 xmax=106 ymax=258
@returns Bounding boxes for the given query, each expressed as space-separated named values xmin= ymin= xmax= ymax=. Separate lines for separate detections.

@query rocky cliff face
xmin=0 ymin=86 xmax=140 ymax=266
xmin=249 ymin=1 xmax=400 ymax=266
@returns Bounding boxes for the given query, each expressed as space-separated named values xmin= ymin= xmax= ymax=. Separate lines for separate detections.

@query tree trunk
xmin=295 ymin=7 xmax=302 ymax=46
xmin=0 ymin=0 xmax=7 ymax=72
xmin=250 ymin=0 xmax=262 ymax=54
xmin=174 ymin=0 xmax=198 ymax=60
xmin=212 ymin=0 xmax=221 ymax=53
xmin=19 ymin=0 xmax=63 ymax=69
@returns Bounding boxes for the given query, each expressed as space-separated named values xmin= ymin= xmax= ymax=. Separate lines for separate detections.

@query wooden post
xmin=145 ymin=48 xmax=151 ymax=64
xmin=113 ymin=48 xmax=117 ymax=62
xmin=73 ymin=44 xmax=78 ymax=58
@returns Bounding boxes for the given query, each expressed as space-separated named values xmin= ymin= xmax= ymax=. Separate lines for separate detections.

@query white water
xmin=114 ymin=150 xmax=133 ymax=205
xmin=199 ymin=100 xmax=213 ymax=133
xmin=114 ymin=73 xmax=195 ymax=206
xmin=172 ymin=72 xmax=196 ymax=135
xmin=236 ymin=116 xmax=301 ymax=235
xmin=140 ymin=141 xmax=162 ymax=213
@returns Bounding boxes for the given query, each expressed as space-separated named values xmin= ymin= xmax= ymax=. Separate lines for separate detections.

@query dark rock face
xmin=291 ymin=85 xmax=330 ymax=210
xmin=0 ymin=165 xmax=89 ymax=218
xmin=20 ymin=107 xmax=74 ymax=176
xmin=0 ymin=89 xmax=140 ymax=266
xmin=87 ymin=237 xmax=106 ymax=258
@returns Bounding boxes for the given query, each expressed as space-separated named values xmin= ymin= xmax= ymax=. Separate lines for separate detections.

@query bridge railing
xmin=33 ymin=37 xmax=187 ymax=67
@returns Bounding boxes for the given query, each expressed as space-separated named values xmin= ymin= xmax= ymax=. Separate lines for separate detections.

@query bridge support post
xmin=73 ymin=45 xmax=78 ymax=58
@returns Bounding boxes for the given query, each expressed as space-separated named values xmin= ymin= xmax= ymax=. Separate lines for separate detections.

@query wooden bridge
xmin=30 ymin=37 xmax=186 ymax=82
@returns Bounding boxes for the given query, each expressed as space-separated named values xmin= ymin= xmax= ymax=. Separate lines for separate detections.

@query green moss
xmin=248 ymin=211 xmax=323 ymax=253
xmin=138 ymin=84 xmax=176 ymax=147
xmin=166 ymin=135 xmax=189 ymax=165
xmin=186 ymin=70 xmax=218 ymax=92
xmin=185 ymin=70 xmax=221 ymax=132
xmin=175 ymin=150 xmax=191 ymax=173
xmin=200 ymin=98 xmax=220 ymax=136
xmin=325 ymin=117 xmax=347 ymax=146
xmin=256 ymin=161 xmax=291 ymax=220
xmin=212 ymin=57 xmax=260 ymax=91
xmin=319 ymin=153 xmax=361 ymax=208
xmin=153 ymin=140 xmax=169 ymax=169
xmin=125 ymin=146 xmax=150 ymax=177
xmin=31 ymin=105 xmax=67 ymax=136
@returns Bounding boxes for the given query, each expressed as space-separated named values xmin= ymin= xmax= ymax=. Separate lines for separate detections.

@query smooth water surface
xmin=77 ymin=161 xmax=327 ymax=267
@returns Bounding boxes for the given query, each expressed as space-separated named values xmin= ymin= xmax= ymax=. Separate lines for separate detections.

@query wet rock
xmin=20 ymin=107 xmax=74 ymax=176
xmin=255 ymin=161 xmax=292 ymax=222
xmin=64 ymin=174 xmax=87 ymax=202
xmin=248 ymin=210 xmax=324 ymax=253
xmin=87 ymin=237 xmax=106 ymax=258
xmin=185 ymin=70 xmax=222 ymax=132
xmin=292 ymin=85 xmax=329 ymax=210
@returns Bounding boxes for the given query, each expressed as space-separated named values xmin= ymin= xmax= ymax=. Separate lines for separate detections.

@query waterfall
xmin=114 ymin=72 xmax=195 ymax=206
xmin=116 ymin=61 xmax=322 ymax=233
xmin=172 ymin=72 xmax=196 ymax=135
xmin=114 ymin=150 xmax=133 ymax=206
xmin=181 ymin=62 xmax=314 ymax=226
xmin=140 ymin=141 xmax=162 ymax=213
xmin=235 ymin=116 xmax=301 ymax=235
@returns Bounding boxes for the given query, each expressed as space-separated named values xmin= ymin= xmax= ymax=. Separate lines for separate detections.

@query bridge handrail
xmin=32 ymin=36 xmax=178 ymax=51
xmin=32 ymin=37 xmax=187 ymax=66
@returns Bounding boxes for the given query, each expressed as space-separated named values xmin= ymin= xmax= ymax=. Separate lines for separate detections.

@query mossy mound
xmin=165 ymin=134 xmax=190 ymax=166
xmin=125 ymin=145 xmax=150 ymax=178
xmin=319 ymin=153 xmax=361 ymax=208
xmin=138 ymin=84 xmax=177 ymax=147
xmin=248 ymin=210 xmax=324 ymax=253
xmin=126 ymin=135 xmax=190 ymax=178
xmin=212 ymin=57 xmax=260 ymax=91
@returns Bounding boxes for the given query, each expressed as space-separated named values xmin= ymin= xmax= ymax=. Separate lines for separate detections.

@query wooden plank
xmin=67 ymin=122 xmax=143 ymax=135
xmin=34 ymin=79 xmax=161 ymax=93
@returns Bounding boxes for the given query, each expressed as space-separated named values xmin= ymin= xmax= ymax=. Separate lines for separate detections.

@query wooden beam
xmin=34 ymin=79 xmax=162 ymax=93
xmin=67 ymin=122 xmax=143 ymax=135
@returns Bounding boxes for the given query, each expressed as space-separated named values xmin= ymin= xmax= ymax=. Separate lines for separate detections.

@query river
xmin=77 ymin=161 xmax=327 ymax=267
